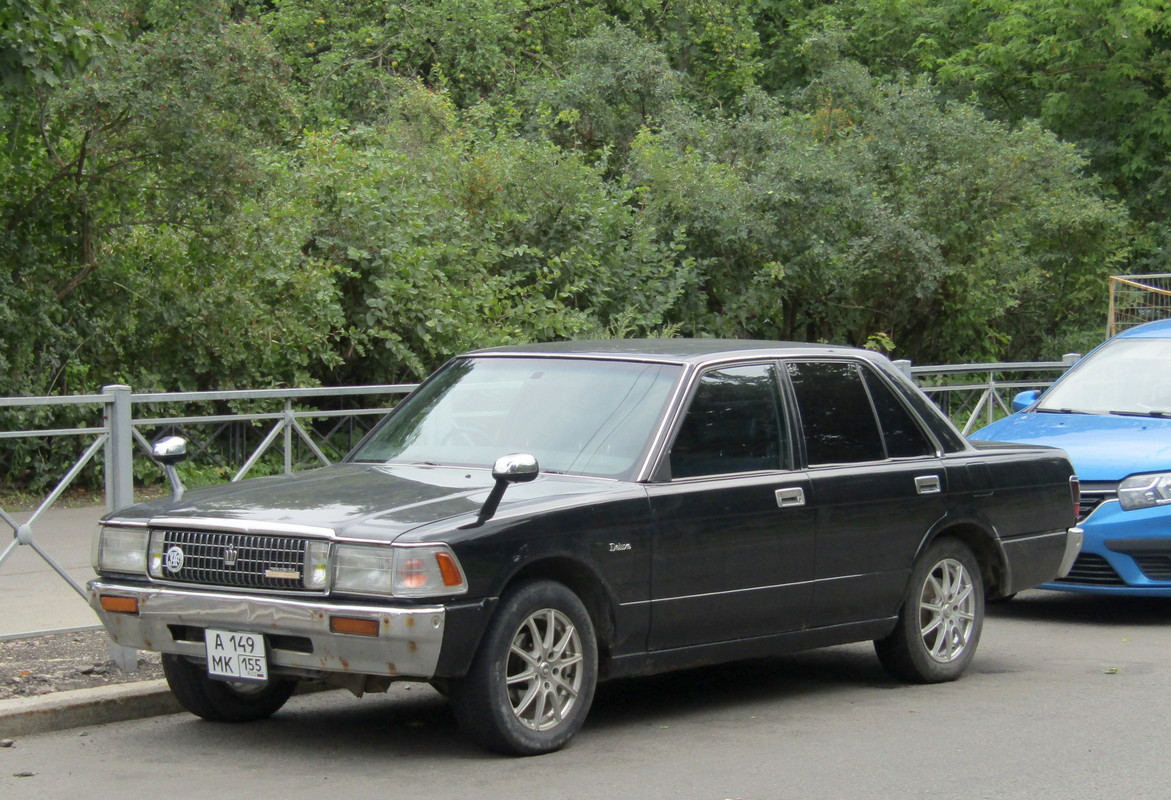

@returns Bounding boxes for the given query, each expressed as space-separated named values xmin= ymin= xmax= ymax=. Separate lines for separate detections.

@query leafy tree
xmin=0 ymin=0 xmax=109 ymax=91
xmin=776 ymin=0 xmax=1171 ymax=265
xmin=290 ymin=82 xmax=687 ymax=383
xmin=603 ymin=0 xmax=762 ymax=103
xmin=255 ymin=0 xmax=606 ymax=122
xmin=1 ymin=2 xmax=303 ymax=395
xmin=524 ymin=23 xmax=687 ymax=168
xmin=630 ymin=57 xmax=1129 ymax=361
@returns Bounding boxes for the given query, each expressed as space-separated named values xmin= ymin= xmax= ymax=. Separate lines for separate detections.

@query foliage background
xmin=2 ymin=0 xmax=1157 ymax=408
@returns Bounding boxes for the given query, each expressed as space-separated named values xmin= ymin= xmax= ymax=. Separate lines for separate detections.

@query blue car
xmin=972 ymin=318 xmax=1171 ymax=595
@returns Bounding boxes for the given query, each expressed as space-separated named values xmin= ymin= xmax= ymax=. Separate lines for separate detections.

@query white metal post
xmin=103 ymin=384 xmax=134 ymax=513
xmin=102 ymin=384 xmax=139 ymax=671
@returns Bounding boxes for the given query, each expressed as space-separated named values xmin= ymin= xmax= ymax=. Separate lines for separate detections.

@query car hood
xmin=972 ymin=413 xmax=1171 ymax=481
xmin=107 ymin=463 xmax=623 ymax=541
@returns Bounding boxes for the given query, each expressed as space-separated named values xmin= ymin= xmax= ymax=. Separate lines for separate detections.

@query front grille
xmin=1054 ymin=553 xmax=1124 ymax=586
xmin=153 ymin=528 xmax=312 ymax=591
xmin=1077 ymin=490 xmax=1116 ymax=522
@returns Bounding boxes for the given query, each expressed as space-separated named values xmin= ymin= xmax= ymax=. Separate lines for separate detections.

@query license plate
xmin=205 ymin=629 xmax=268 ymax=681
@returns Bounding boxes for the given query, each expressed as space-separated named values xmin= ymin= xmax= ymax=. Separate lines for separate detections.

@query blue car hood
xmin=973 ymin=413 xmax=1171 ymax=481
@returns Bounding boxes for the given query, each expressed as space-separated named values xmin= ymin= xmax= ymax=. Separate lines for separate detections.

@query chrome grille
xmin=153 ymin=528 xmax=311 ymax=591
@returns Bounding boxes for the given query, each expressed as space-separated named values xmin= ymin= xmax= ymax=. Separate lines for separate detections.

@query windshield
xmin=1038 ymin=337 xmax=1171 ymax=416
xmin=350 ymin=356 xmax=682 ymax=478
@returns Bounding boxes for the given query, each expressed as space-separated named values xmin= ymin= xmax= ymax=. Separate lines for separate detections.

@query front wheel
xmin=450 ymin=580 xmax=598 ymax=756
xmin=162 ymin=653 xmax=297 ymax=722
xmin=875 ymin=538 xmax=985 ymax=683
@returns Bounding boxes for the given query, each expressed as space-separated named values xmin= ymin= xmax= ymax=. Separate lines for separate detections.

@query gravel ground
xmin=0 ymin=630 xmax=164 ymax=700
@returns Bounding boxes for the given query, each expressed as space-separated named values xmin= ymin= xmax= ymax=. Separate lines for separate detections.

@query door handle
xmin=915 ymin=475 xmax=942 ymax=495
xmin=775 ymin=487 xmax=806 ymax=508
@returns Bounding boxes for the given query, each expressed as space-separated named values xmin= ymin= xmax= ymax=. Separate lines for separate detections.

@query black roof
xmin=470 ymin=338 xmax=873 ymax=366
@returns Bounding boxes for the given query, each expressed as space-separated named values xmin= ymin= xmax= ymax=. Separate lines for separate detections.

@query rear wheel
xmin=875 ymin=538 xmax=985 ymax=683
xmin=162 ymin=653 xmax=297 ymax=722
xmin=450 ymin=580 xmax=598 ymax=755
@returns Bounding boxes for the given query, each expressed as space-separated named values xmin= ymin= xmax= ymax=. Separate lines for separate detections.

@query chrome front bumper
xmin=88 ymin=580 xmax=446 ymax=680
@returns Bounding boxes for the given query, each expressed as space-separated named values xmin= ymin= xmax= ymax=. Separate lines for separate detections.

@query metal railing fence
xmin=0 ymin=383 xmax=414 ymax=656
xmin=1108 ymin=273 xmax=1171 ymax=337
xmin=898 ymin=354 xmax=1081 ymax=436
xmin=0 ymin=358 xmax=1078 ymax=646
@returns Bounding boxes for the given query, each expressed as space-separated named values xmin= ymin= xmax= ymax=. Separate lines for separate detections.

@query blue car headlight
xmin=1118 ymin=472 xmax=1171 ymax=511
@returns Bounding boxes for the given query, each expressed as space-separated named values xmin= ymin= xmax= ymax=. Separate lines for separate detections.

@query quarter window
xmin=863 ymin=370 xmax=934 ymax=457
xmin=669 ymin=364 xmax=788 ymax=478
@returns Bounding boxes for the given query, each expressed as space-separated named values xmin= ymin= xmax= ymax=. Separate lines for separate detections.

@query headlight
xmin=94 ymin=525 xmax=149 ymax=575
xmin=1118 ymin=472 xmax=1171 ymax=511
xmin=333 ymin=543 xmax=468 ymax=598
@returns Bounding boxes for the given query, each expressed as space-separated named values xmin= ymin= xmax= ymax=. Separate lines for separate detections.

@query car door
xmin=644 ymin=362 xmax=815 ymax=651
xmin=784 ymin=359 xmax=947 ymax=629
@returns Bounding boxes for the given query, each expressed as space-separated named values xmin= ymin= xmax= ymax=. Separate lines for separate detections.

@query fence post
xmin=284 ymin=399 xmax=293 ymax=475
xmin=893 ymin=359 xmax=913 ymax=380
xmin=1062 ymin=353 xmax=1082 ymax=367
xmin=102 ymin=384 xmax=139 ymax=672
xmin=103 ymin=384 xmax=134 ymax=513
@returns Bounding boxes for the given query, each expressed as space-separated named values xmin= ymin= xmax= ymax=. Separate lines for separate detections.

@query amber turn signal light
xmin=435 ymin=551 xmax=464 ymax=587
xmin=329 ymin=616 xmax=379 ymax=637
xmin=99 ymin=595 xmax=139 ymax=614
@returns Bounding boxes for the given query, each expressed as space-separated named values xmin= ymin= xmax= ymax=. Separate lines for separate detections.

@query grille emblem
xmin=163 ymin=546 xmax=185 ymax=574
xmin=223 ymin=546 xmax=238 ymax=566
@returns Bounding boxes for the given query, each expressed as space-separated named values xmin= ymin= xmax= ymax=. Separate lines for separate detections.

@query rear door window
xmin=787 ymin=361 xmax=894 ymax=465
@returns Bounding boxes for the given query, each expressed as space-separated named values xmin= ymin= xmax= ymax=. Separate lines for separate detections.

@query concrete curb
xmin=0 ymin=680 xmax=181 ymax=738
xmin=0 ymin=680 xmax=341 ymax=739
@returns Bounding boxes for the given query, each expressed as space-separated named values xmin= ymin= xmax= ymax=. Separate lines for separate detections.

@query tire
xmin=875 ymin=538 xmax=985 ymax=684
xmin=450 ymin=580 xmax=598 ymax=756
xmin=162 ymin=653 xmax=297 ymax=722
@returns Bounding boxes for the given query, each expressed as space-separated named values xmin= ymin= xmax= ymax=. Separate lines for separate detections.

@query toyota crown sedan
xmin=90 ymin=340 xmax=1082 ymax=755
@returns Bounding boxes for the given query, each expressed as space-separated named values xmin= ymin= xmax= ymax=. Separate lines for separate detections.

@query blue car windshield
xmin=1039 ymin=338 xmax=1171 ymax=416
xmin=350 ymin=356 xmax=682 ymax=479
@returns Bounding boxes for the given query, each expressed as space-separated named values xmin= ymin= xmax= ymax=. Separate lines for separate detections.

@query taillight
xmin=1070 ymin=476 xmax=1081 ymax=521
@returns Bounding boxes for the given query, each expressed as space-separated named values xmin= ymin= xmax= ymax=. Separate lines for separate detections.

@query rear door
xmin=784 ymin=360 xmax=947 ymax=628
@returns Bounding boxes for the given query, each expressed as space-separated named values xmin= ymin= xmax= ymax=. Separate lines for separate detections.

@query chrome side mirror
xmin=151 ymin=435 xmax=188 ymax=503
xmin=468 ymin=453 xmax=540 ymax=527
xmin=491 ymin=453 xmax=539 ymax=484
xmin=152 ymin=435 xmax=188 ymax=465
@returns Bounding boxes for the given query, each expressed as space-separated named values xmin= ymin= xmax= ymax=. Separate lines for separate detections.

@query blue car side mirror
xmin=1012 ymin=390 xmax=1041 ymax=412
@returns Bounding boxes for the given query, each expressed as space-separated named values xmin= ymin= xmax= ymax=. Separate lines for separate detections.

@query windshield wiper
xmin=1109 ymin=410 xmax=1170 ymax=418
xmin=1035 ymin=407 xmax=1089 ymax=415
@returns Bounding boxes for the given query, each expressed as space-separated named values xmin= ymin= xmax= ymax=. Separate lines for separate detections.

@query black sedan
xmin=90 ymin=340 xmax=1082 ymax=755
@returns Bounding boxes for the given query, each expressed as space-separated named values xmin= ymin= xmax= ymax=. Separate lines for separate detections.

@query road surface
xmin=3 ymin=589 xmax=1170 ymax=799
